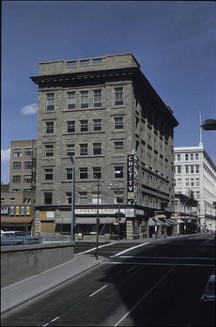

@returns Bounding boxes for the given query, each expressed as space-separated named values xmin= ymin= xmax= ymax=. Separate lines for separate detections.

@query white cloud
xmin=1 ymin=148 xmax=11 ymax=161
xmin=21 ymin=103 xmax=38 ymax=115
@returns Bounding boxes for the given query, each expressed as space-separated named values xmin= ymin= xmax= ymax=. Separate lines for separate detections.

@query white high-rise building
xmin=174 ymin=143 xmax=216 ymax=232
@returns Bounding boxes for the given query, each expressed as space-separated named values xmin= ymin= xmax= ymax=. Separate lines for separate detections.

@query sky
xmin=1 ymin=0 xmax=216 ymax=183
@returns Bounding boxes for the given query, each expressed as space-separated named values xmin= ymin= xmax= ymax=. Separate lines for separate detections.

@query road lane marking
xmin=42 ymin=316 xmax=59 ymax=326
xmin=127 ymin=266 xmax=137 ymax=272
xmin=114 ymin=266 xmax=175 ymax=326
xmin=103 ymin=261 xmax=214 ymax=267
xmin=89 ymin=284 xmax=108 ymax=297
xmin=78 ymin=242 xmax=118 ymax=254
xmin=110 ymin=242 xmax=149 ymax=257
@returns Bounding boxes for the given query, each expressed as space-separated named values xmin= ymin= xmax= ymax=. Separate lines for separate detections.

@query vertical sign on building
xmin=127 ymin=153 xmax=138 ymax=205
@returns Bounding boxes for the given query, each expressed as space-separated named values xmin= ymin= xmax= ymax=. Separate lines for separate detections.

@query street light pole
xmin=70 ymin=156 xmax=75 ymax=242
xmin=96 ymin=177 xmax=100 ymax=260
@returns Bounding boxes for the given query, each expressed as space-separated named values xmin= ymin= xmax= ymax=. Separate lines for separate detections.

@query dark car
xmin=201 ymin=275 xmax=216 ymax=302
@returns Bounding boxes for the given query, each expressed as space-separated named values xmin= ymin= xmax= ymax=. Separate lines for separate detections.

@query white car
xmin=201 ymin=275 xmax=215 ymax=302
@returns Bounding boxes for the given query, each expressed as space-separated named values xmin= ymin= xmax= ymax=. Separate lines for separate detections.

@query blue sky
xmin=1 ymin=0 xmax=216 ymax=183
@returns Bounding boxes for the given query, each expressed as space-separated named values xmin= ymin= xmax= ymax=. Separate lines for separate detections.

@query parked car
xmin=201 ymin=275 xmax=215 ymax=302
xmin=1 ymin=230 xmax=42 ymax=246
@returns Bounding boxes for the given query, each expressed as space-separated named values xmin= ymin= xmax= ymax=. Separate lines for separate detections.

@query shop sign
xmin=1 ymin=207 xmax=9 ymax=215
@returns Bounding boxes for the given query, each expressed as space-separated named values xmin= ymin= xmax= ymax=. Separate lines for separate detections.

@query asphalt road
xmin=1 ymin=234 xmax=215 ymax=326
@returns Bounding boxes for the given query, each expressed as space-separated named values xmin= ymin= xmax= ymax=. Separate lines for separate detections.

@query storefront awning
xmin=56 ymin=217 xmax=126 ymax=225
xmin=1 ymin=217 xmax=34 ymax=224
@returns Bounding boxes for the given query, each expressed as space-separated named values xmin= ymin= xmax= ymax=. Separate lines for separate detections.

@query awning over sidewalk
xmin=56 ymin=217 xmax=126 ymax=225
xmin=1 ymin=217 xmax=34 ymax=224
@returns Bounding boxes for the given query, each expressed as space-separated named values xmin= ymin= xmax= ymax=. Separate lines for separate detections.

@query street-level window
xmin=114 ymin=166 xmax=123 ymax=178
xmin=80 ymin=144 xmax=88 ymax=156
xmin=92 ymin=192 xmax=101 ymax=204
xmin=13 ymin=149 xmax=22 ymax=157
xmin=93 ymin=143 xmax=102 ymax=155
xmin=45 ymin=121 xmax=54 ymax=134
xmin=80 ymin=91 xmax=89 ymax=108
xmin=46 ymin=93 xmax=55 ymax=111
xmin=114 ymin=87 xmax=124 ymax=106
xmin=67 ymin=92 xmax=76 ymax=109
xmin=93 ymin=89 xmax=102 ymax=107
xmin=80 ymin=120 xmax=88 ymax=132
xmin=66 ymin=144 xmax=75 ymax=157
xmin=24 ymin=161 xmax=32 ymax=169
xmin=114 ymin=117 xmax=124 ymax=129
xmin=44 ymin=192 xmax=52 ymax=204
xmin=65 ymin=192 xmax=72 ymax=204
xmin=93 ymin=119 xmax=102 ymax=131
xmin=92 ymin=167 xmax=101 ymax=179
xmin=67 ymin=121 xmax=75 ymax=133
xmin=66 ymin=168 xmax=72 ymax=180
xmin=12 ymin=175 xmax=21 ymax=183
xmin=13 ymin=162 xmax=21 ymax=170
xmin=45 ymin=145 xmax=54 ymax=157
xmin=44 ymin=168 xmax=53 ymax=181
xmin=79 ymin=168 xmax=88 ymax=179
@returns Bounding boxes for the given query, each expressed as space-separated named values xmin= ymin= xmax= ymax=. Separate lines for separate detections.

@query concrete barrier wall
xmin=1 ymin=242 xmax=74 ymax=287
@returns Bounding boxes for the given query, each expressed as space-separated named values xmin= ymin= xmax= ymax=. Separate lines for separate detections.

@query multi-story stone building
xmin=10 ymin=140 xmax=37 ymax=192
xmin=31 ymin=53 xmax=178 ymax=239
xmin=174 ymin=143 xmax=216 ymax=233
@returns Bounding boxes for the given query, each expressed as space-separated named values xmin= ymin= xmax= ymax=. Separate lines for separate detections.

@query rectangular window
xmin=195 ymin=165 xmax=199 ymax=173
xmin=66 ymin=168 xmax=72 ymax=180
xmin=185 ymin=178 xmax=189 ymax=186
xmin=67 ymin=121 xmax=75 ymax=133
xmin=13 ymin=149 xmax=22 ymax=157
xmin=12 ymin=175 xmax=21 ymax=183
xmin=44 ymin=192 xmax=52 ymax=204
xmin=93 ymin=89 xmax=102 ymax=107
xmin=44 ymin=168 xmax=53 ymax=181
xmin=92 ymin=167 xmax=101 ymax=179
xmin=92 ymin=192 xmax=101 ymax=204
xmin=176 ymin=154 xmax=181 ymax=161
xmin=80 ymin=59 xmax=89 ymax=66
xmin=80 ymin=91 xmax=89 ymax=108
xmin=25 ymin=148 xmax=33 ymax=156
xmin=10 ymin=198 xmax=16 ymax=204
xmin=24 ymin=198 xmax=31 ymax=204
xmin=80 ymin=144 xmax=88 ymax=156
xmin=195 ymin=153 xmax=199 ymax=160
xmin=196 ymin=178 xmax=200 ymax=186
xmin=93 ymin=143 xmax=102 ymax=155
xmin=24 ymin=161 xmax=32 ymax=169
xmin=79 ymin=168 xmax=88 ymax=179
xmin=185 ymin=165 xmax=189 ymax=174
xmin=114 ymin=141 xmax=124 ymax=153
xmin=80 ymin=120 xmax=88 ymax=132
xmin=190 ymin=153 xmax=194 ymax=160
xmin=114 ymin=117 xmax=124 ymax=129
xmin=24 ymin=175 xmax=32 ymax=183
xmin=114 ymin=87 xmax=124 ymax=105
xmin=65 ymin=192 xmax=72 ymax=204
xmin=79 ymin=192 xmax=88 ymax=204
xmin=176 ymin=165 xmax=181 ymax=174
xmin=93 ymin=58 xmax=103 ymax=65
xmin=13 ymin=162 xmax=21 ymax=170
xmin=67 ymin=92 xmax=76 ymax=109
xmin=66 ymin=144 xmax=75 ymax=157
xmin=93 ymin=119 xmax=102 ymax=131
xmin=45 ymin=145 xmax=54 ymax=157
xmin=190 ymin=178 xmax=194 ymax=186
xmin=115 ymin=166 xmax=123 ymax=178
xmin=114 ymin=191 xmax=124 ymax=204
xmin=46 ymin=122 xmax=54 ymax=134
xmin=46 ymin=93 xmax=55 ymax=111
xmin=185 ymin=154 xmax=189 ymax=161
xmin=190 ymin=165 xmax=194 ymax=173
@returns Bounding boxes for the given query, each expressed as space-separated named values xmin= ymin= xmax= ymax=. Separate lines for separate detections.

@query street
xmin=1 ymin=234 xmax=215 ymax=326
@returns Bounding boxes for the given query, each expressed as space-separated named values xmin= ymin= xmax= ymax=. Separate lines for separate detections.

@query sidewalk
xmin=1 ymin=253 xmax=104 ymax=315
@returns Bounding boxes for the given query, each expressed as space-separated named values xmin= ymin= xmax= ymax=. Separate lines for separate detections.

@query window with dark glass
xmin=93 ymin=143 xmax=102 ymax=155
xmin=114 ymin=141 xmax=124 ymax=153
xmin=80 ymin=144 xmax=88 ymax=156
xmin=93 ymin=89 xmax=102 ymax=107
xmin=67 ymin=121 xmax=75 ymax=133
xmin=24 ymin=161 xmax=32 ymax=169
xmin=45 ymin=145 xmax=54 ymax=157
xmin=79 ymin=192 xmax=88 ymax=204
xmin=79 ymin=168 xmax=88 ymax=179
xmin=25 ymin=148 xmax=33 ymax=156
xmin=114 ymin=87 xmax=124 ymax=105
xmin=13 ymin=149 xmax=22 ymax=157
xmin=80 ymin=120 xmax=88 ymax=132
xmin=80 ymin=91 xmax=89 ymax=108
xmin=44 ymin=192 xmax=52 ymax=204
xmin=66 ymin=144 xmax=75 ymax=157
xmin=24 ymin=175 xmax=32 ymax=183
xmin=44 ymin=168 xmax=53 ymax=181
xmin=46 ymin=93 xmax=55 ymax=111
xmin=93 ymin=119 xmax=102 ymax=131
xmin=92 ymin=167 xmax=101 ymax=179
xmin=46 ymin=122 xmax=54 ymax=134
xmin=114 ymin=166 xmax=124 ymax=178
xmin=65 ymin=192 xmax=72 ymax=204
xmin=12 ymin=175 xmax=21 ymax=183
xmin=114 ymin=117 xmax=124 ymax=129
xmin=66 ymin=168 xmax=72 ymax=180
xmin=67 ymin=92 xmax=76 ymax=109
xmin=13 ymin=162 xmax=21 ymax=170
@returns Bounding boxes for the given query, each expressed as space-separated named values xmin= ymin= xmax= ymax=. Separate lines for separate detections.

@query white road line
xmin=89 ymin=285 xmax=108 ymax=297
xmin=127 ymin=265 xmax=137 ymax=272
xmin=42 ymin=316 xmax=59 ymax=326
xmin=114 ymin=265 xmax=175 ymax=326
xmin=110 ymin=242 xmax=149 ymax=257
xmin=78 ymin=242 xmax=118 ymax=254
xmin=103 ymin=261 xmax=214 ymax=267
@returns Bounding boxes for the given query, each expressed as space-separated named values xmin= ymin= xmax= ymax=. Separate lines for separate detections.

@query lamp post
xmin=95 ymin=177 xmax=100 ymax=260
xmin=70 ymin=156 xmax=75 ymax=242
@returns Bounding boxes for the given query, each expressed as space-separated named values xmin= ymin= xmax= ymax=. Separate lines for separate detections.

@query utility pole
xmin=95 ymin=177 xmax=100 ymax=260
xmin=70 ymin=156 xmax=75 ymax=242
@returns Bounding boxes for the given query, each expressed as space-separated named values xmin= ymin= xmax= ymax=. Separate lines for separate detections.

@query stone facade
xmin=31 ymin=53 xmax=178 ymax=239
